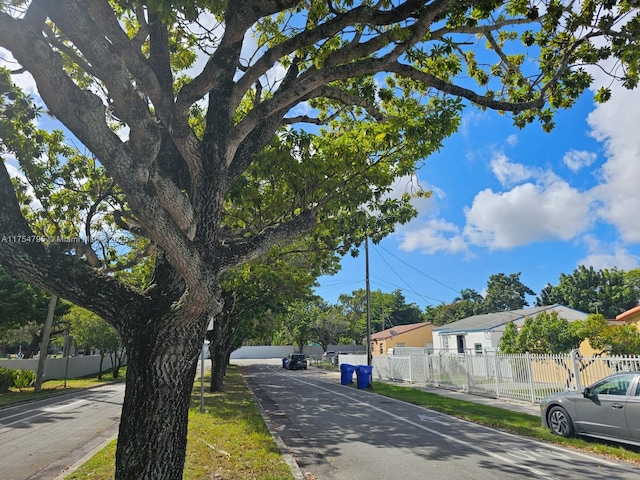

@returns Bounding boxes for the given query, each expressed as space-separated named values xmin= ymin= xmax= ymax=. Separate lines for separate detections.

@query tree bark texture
xmin=115 ymin=311 xmax=209 ymax=479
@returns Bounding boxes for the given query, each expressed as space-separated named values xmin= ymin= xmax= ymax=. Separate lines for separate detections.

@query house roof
xmin=431 ymin=304 xmax=588 ymax=335
xmin=370 ymin=322 xmax=432 ymax=341
xmin=616 ymin=305 xmax=640 ymax=322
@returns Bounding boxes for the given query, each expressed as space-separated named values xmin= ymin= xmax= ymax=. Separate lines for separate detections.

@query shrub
xmin=0 ymin=367 xmax=14 ymax=393
xmin=13 ymin=369 xmax=36 ymax=389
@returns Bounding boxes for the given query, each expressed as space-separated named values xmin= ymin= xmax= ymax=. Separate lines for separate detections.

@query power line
xmin=370 ymin=249 xmax=450 ymax=306
xmin=376 ymin=244 xmax=462 ymax=295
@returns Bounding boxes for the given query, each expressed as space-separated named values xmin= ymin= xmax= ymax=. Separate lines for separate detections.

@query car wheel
xmin=548 ymin=406 xmax=574 ymax=438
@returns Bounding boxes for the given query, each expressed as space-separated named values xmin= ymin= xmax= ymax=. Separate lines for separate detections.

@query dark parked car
xmin=285 ymin=353 xmax=308 ymax=370
xmin=540 ymin=372 xmax=640 ymax=446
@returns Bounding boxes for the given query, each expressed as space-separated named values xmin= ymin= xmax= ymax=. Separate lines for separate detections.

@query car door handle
xmin=611 ymin=404 xmax=624 ymax=409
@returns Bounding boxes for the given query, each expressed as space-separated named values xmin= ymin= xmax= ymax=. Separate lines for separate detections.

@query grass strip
xmin=0 ymin=371 xmax=124 ymax=406
xmin=372 ymin=381 xmax=640 ymax=465
xmin=66 ymin=365 xmax=294 ymax=480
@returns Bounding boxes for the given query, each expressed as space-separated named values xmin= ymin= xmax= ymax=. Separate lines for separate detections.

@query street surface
xmin=0 ymin=383 xmax=124 ymax=480
xmin=241 ymin=362 xmax=640 ymax=480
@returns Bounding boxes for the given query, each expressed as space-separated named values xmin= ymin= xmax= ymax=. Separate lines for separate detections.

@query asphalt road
xmin=0 ymin=383 xmax=124 ymax=480
xmin=241 ymin=362 xmax=640 ymax=480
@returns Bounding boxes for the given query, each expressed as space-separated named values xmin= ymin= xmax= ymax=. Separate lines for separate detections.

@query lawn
xmin=65 ymin=365 xmax=294 ymax=480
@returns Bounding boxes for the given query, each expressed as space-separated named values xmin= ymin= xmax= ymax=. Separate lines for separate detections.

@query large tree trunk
xmin=209 ymin=341 xmax=227 ymax=392
xmin=208 ymin=315 xmax=230 ymax=393
xmin=208 ymin=292 xmax=245 ymax=392
xmin=115 ymin=311 xmax=209 ymax=480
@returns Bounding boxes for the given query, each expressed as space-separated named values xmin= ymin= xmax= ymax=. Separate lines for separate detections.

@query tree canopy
xmin=1 ymin=2 xmax=639 ymax=478
xmin=536 ymin=265 xmax=639 ymax=318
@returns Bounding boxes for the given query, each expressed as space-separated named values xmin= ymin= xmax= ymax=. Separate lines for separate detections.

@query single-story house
xmin=432 ymin=304 xmax=588 ymax=354
xmin=369 ymin=322 xmax=434 ymax=356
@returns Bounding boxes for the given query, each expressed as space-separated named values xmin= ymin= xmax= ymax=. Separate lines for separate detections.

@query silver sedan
xmin=540 ymin=371 xmax=640 ymax=446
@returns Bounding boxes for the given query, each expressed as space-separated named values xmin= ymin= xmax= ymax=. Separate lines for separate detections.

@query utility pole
xmin=365 ymin=237 xmax=371 ymax=367
xmin=34 ymin=294 xmax=57 ymax=393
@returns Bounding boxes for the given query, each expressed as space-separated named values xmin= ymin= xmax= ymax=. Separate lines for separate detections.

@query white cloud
xmin=577 ymin=246 xmax=639 ymax=272
xmin=463 ymin=176 xmax=591 ymax=250
xmin=586 ymin=85 xmax=640 ymax=243
xmin=397 ymin=218 xmax=468 ymax=255
xmin=505 ymin=134 xmax=518 ymax=147
xmin=562 ymin=149 xmax=597 ymax=172
xmin=490 ymin=152 xmax=534 ymax=187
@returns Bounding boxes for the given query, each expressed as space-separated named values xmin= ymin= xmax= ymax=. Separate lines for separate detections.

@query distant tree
xmin=207 ymin=246 xmax=322 ymax=392
xmin=498 ymin=321 xmax=519 ymax=354
xmin=427 ymin=288 xmax=488 ymax=325
xmin=336 ymin=289 xmax=424 ymax=337
xmin=68 ymin=306 xmax=125 ymax=379
xmin=484 ymin=273 xmax=535 ymax=313
xmin=513 ymin=311 xmax=583 ymax=354
xmin=623 ymin=268 xmax=640 ymax=300
xmin=310 ymin=306 xmax=350 ymax=352
xmin=280 ymin=301 xmax=319 ymax=353
xmin=0 ymin=267 xmax=70 ymax=356
xmin=537 ymin=266 xmax=638 ymax=318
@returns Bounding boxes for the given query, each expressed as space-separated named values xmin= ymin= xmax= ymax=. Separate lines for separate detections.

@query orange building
xmin=369 ymin=322 xmax=434 ymax=356
xmin=579 ymin=306 xmax=640 ymax=355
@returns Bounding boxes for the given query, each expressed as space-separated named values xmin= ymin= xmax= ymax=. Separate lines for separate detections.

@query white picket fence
xmin=338 ymin=350 xmax=640 ymax=404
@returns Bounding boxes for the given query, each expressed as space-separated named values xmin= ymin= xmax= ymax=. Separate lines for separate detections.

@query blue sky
xmin=314 ymin=80 xmax=640 ymax=311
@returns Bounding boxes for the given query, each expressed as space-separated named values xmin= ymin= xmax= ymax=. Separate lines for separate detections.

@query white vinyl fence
xmin=337 ymin=350 xmax=640 ymax=404
xmin=0 ymin=354 xmax=123 ymax=381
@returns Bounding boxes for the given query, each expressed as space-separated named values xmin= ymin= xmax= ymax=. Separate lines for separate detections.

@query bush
xmin=0 ymin=367 xmax=14 ymax=393
xmin=13 ymin=369 xmax=36 ymax=389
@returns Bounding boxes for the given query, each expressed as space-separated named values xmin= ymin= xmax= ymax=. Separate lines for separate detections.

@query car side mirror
xmin=583 ymin=387 xmax=592 ymax=398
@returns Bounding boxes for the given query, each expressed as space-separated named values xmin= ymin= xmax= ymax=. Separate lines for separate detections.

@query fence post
xmin=424 ymin=353 xmax=430 ymax=385
xmin=408 ymin=356 xmax=413 ymax=383
xmin=465 ymin=350 xmax=473 ymax=392
xmin=526 ymin=352 xmax=535 ymax=404
xmin=494 ymin=353 xmax=501 ymax=398
xmin=571 ymin=349 xmax=582 ymax=391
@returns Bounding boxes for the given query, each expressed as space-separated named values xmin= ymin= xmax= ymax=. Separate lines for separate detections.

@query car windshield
xmin=591 ymin=374 xmax=635 ymax=396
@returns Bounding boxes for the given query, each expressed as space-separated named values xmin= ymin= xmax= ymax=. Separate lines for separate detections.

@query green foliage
xmin=0 ymin=367 xmax=13 ymax=393
xmin=2 ymin=2 xmax=640 ymax=478
xmin=12 ymin=369 xmax=35 ymax=389
xmin=278 ymin=300 xmax=322 ymax=351
xmin=425 ymin=289 xmax=486 ymax=326
xmin=502 ymin=311 xmax=584 ymax=354
xmin=537 ymin=266 xmax=639 ymax=318
xmin=498 ymin=321 xmax=519 ymax=354
xmin=575 ymin=314 xmax=640 ymax=356
xmin=0 ymin=266 xmax=35 ymax=334
xmin=484 ymin=273 xmax=536 ymax=313
xmin=67 ymin=306 xmax=122 ymax=356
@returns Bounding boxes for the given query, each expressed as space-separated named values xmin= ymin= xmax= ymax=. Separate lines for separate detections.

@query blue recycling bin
xmin=282 ymin=357 xmax=287 ymax=368
xmin=340 ymin=363 xmax=355 ymax=385
xmin=356 ymin=365 xmax=373 ymax=389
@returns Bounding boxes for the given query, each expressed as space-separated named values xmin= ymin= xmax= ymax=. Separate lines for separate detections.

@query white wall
xmin=0 ymin=354 xmax=122 ymax=381
xmin=229 ymin=345 xmax=366 ymax=359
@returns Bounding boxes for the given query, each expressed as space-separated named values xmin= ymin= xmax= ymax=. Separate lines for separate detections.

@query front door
xmin=456 ymin=335 xmax=465 ymax=353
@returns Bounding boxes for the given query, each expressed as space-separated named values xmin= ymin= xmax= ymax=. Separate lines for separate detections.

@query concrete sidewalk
xmin=384 ymin=381 xmax=541 ymax=416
